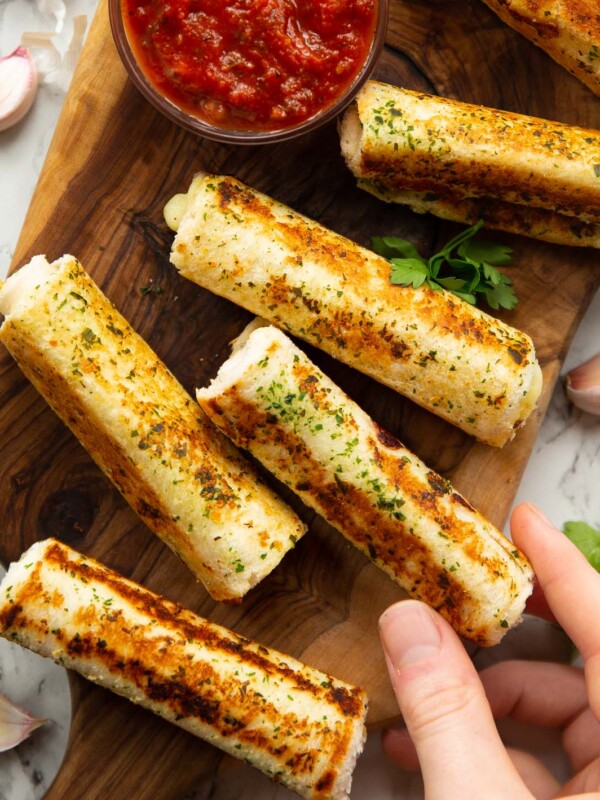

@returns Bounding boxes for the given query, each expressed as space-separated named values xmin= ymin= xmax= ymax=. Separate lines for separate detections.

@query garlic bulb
xmin=0 ymin=692 xmax=45 ymax=752
xmin=0 ymin=47 xmax=38 ymax=132
xmin=566 ymin=351 xmax=600 ymax=415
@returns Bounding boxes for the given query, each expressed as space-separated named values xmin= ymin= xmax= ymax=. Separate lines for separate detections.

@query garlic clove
xmin=34 ymin=0 xmax=67 ymax=34
xmin=0 ymin=692 xmax=46 ymax=752
xmin=0 ymin=47 xmax=38 ymax=133
xmin=566 ymin=351 xmax=600 ymax=415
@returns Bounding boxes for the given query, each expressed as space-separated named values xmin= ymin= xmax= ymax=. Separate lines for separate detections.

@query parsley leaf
xmin=372 ymin=221 xmax=518 ymax=311
xmin=563 ymin=521 xmax=600 ymax=572
xmin=485 ymin=282 xmax=518 ymax=311
xmin=372 ymin=236 xmax=421 ymax=260
xmin=389 ymin=257 xmax=429 ymax=288
xmin=458 ymin=238 xmax=513 ymax=266
xmin=436 ymin=276 xmax=468 ymax=291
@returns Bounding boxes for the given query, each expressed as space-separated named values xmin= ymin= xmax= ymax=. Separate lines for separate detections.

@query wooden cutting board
xmin=2 ymin=0 xmax=600 ymax=796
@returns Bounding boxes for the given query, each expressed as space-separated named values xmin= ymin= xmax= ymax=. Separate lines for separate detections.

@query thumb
xmin=379 ymin=600 xmax=532 ymax=800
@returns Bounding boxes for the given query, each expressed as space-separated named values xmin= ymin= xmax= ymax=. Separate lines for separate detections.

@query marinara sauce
xmin=121 ymin=0 xmax=378 ymax=132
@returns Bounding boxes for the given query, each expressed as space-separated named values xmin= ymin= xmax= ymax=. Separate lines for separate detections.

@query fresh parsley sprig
xmin=372 ymin=220 xmax=518 ymax=311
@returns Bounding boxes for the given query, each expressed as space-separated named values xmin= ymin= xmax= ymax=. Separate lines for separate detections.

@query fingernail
xmin=524 ymin=503 xmax=554 ymax=528
xmin=379 ymin=601 xmax=442 ymax=670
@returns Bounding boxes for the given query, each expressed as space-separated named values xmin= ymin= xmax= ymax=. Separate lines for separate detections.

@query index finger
xmin=511 ymin=503 xmax=600 ymax=661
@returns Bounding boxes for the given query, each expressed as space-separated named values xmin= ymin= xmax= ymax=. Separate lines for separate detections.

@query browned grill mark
xmin=207 ymin=383 xmax=511 ymax=637
xmin=0 ymin=257 xmax=307 ymax=600
xmin=508 ymin=347 xmax=524 ymax=364
xmin=374 ymin=423 xmax=403 ymax=450
xmin=426 ymin=471 xmax=452 ymax=495
xmin=211 ymin=177 xmax=530 ymax=358
xmin=137 ymin=499 xmax=165 ymax=521
xmin=1 ymin=542 xmax=368 ymax=786
xmin=315 ymin=770 xmax=336 ymax=793
xmin=497 ymin=0 xmax=560 ymax=37
xmin=21 ymin=543 xmax=365 ymax=720
xmin=356 ymin=84 xmax=600 ymax=222
xmin=451 ymin=492 xmax=476 ymax=512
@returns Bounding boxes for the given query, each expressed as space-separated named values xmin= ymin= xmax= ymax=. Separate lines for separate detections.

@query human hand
xmin=378 ymin=502 xmax=600 ymax=799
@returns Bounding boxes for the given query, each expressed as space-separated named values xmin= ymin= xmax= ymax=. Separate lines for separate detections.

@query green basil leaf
xmin=563 ymin=521 xmax=600 ymax=572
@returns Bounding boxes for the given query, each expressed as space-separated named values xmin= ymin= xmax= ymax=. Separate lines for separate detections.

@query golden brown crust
xmin=341 ymin=80 xmax=600 ymax=246
xmin=0 ymin=539 xmax=367 ymax=799
xmin=198 ymin=327 xmax=534 ymax=645
xmin=0 ymin=256 xmax=306 ymax=601
xmin=482 ymin=0 xmax=600 ymax=95
xmin=170 ymin=175 xmax=542 ymax=447
xmin=357 ymin=178 xmax=600 ymax=247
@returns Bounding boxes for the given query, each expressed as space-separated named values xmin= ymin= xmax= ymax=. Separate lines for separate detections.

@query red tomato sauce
xmin=122 ymin=0 xmax=378 ymax=132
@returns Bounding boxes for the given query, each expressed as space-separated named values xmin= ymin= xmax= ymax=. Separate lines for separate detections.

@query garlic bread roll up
xmin=0 ymin=540 xmax=367 ymax=800
xmin=481 ymin=0 xmax=600 ymax=97
xmin=340 ymin=80 xmax=600 ymax=247
xmin=0 ymin=255 xmax=306 ymax=601
xmin=167 ymin=175 xmax=542 ymax=447
xmin=197 ymin=326 xmax=534 ymax=646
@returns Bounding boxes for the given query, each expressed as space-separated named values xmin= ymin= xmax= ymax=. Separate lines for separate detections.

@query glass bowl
xmin=108 ymin=0 xmax=389 ymax=145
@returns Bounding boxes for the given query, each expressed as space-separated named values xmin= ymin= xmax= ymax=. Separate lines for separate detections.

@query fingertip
xmin=379 ymin=612 xmax=522 ymax=795
xmin=511 ymin=502 xmax=590 ymax=569
xmin=511 ymin=503 xmax=600 ymax=659
xmin=510 ymin=503 xmax=570 ymax=566
xmin=510 ymin=502 xmax=555 ymax=546
xmin=378 ymin=598 xmax=412 ymax=627
xmin=510 ymin=504 xmax=564 ymax=621
xmin=378 ymin=600 xmax=442 ymax=675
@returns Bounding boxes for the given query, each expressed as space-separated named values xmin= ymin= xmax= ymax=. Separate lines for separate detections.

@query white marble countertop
xmin=1 ymin=1 xmax=599 ymax=798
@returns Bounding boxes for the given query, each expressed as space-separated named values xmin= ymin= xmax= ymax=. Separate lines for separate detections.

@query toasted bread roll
xmin=340 ymin=80 xmax=600 ymax=247
xmin=481 ymin=0 xmax=600 ymax=97
xmin=0 ymin=255 xmax=306 ymax=601
xmin=167 ymin=175 xmax=542 ymax=447
xmin=0 ymin=539 xmax=367 ymax=799
xmin=197 ymin=326 xmax=534 ymax=645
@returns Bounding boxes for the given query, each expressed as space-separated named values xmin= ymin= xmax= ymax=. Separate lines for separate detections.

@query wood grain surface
xmin=2 ymin=0 xmax=600 ymax=797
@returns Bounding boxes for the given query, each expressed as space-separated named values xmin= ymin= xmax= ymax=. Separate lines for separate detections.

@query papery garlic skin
xmin=0 ymin=692 xmax=45 ymax=752
xmin=22 ymin=14 xmax=88 ymax=94
xmin=0 ymin=47 xmax=38 ymax=132
xmin=35 ymin=0 xmax=67 ymax=34
xmin=566 ymin=351 xmax=600 ymax=415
